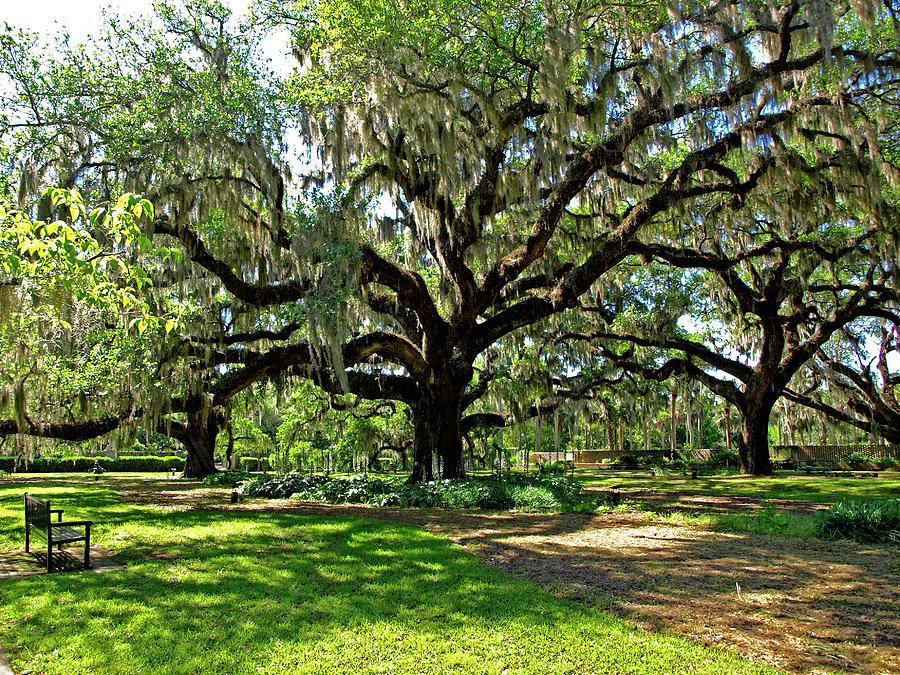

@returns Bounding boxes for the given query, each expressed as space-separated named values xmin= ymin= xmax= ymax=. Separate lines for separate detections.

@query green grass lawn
xmin=0 ymin=478 xmax=779 ymax=674
xmin=575 ymin=469 xmax=900 ymax=503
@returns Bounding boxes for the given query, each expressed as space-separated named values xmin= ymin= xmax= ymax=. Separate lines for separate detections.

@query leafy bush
xmin=202 ymin=471 xmax=253 ymax=486
xmin=240 ymin=473 xmax=326 ymax=498
xmin=239 ymin=456 xmax=271 ymax=472
xmin=0 ymin=455 xmax=177 ymax=472
xmin=116 ymin=456 xmax=181 ymax=472
xmin=538 ymin=459 xmax=570 ymax=475
xmin=242 ymin=472 xmax=586 ymax=511
xmin=845 ymin=451 xmax=872 ymax=466
xmin=815 ymin=499 xmax=900 ymax=544
xmin=771 ymin=459 xmax=797 ymax=470
xmin=614 ymin=454 xmax=640 ymax=468
xmin=709 ymin=449 xmax=739 ymax=467
xmin=510 ymin=485 xmax=558 ymax=509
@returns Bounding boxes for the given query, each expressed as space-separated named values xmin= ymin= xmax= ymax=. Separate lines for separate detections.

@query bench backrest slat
xmin=25 ymin=494 xmax=50 ymax=531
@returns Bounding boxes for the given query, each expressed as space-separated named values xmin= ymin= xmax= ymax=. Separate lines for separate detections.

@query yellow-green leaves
xmin=0 ymin=188 xmax=180 ymax=338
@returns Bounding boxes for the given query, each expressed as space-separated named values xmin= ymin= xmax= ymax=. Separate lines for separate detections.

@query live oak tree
xmin=261 ymin=0 xmax=900 ymax=479
xmin=786 ymin=319 xmax=900 ymax=444
xmin=556 ymin=165 xmax=900 ymax=471
xmin=2 ymin=0 xmax=899 ymax=478
xmin=0 ymin=3 xmax=301 ymax=475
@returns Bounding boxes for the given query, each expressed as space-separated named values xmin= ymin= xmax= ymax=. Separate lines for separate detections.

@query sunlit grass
xmin=575 ymin=469 xmax=900 ymax=503
xmin=637 ymin=502 xmax=819 ymax=539
xmin=0 ymin=478 xmax=778 ymax=674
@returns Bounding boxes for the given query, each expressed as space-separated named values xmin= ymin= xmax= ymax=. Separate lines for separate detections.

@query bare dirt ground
xmin=96 ymin=478 xmax=900 ymax=674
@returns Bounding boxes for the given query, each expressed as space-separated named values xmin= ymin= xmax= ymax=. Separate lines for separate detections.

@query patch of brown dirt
xmin=109 ymin=481 xmax=900 ymax=675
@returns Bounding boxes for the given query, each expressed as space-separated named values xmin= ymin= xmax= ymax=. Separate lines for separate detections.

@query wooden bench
xmin=802 ymin=464 xmax=833 ymax=475
xmin=24 ymin=493 xmax=92 ymax=572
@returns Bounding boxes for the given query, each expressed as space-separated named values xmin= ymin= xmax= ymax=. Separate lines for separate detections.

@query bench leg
xmin=24 ymin=494 xmax=29 ymax=553
xmin=84 ymin=524 xmax=91 ymax=570
xmin=47 ymin=540 xmax=53 ymax=573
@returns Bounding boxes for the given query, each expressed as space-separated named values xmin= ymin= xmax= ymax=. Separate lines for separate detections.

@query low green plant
xmin=709 ymin=449 xmax=739 ymax=467
xmin=538 ymin=459 xmax=570 ymax=475
xmin=815 ymin=499 xmax=900 ymax=544
xmin=244 ymin=473 xmax=586 ymax=511
xmin=202 ymin=471 xmax=253 ymax=486
xmin=845 ymin=451 xmax=872 ymax=466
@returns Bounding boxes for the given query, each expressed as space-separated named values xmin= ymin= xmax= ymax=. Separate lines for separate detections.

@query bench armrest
xmin=50 ymin=509 xmax=64 ymax=521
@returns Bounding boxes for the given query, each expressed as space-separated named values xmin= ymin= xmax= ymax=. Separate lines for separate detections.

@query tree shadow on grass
xmin=0 ymin=507 xmax=773 ymax=675
xmin=359 ymin=508 xmax=900 ymax=675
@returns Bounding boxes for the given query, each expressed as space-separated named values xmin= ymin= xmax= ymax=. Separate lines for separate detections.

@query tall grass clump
xmin=815 ymin=499 xmax=900 ymax=544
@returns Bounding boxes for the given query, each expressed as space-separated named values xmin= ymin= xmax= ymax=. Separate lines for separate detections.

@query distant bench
xmin=802 ymin=463 xmax=834 ymax=475
xmin=24 ymin=493 xmax=92 ymax=572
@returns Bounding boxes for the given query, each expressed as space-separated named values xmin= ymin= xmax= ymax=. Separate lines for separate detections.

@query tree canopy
xmin=0 ymin=0 xmax=898 ymax=478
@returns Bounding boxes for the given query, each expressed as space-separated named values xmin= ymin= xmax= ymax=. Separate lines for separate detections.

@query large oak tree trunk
xmin=408 ymin=381 xmax=466 ymax=483
xmin=738 ymin=401 xmax=774 ymax=475
xmin=181 ymin=408 xmax=224 ymax=479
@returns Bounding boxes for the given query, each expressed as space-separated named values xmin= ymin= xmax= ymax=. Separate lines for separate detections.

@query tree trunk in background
xmin=724 ymin=402 xmax=732 ymax=453
xmin=180 ymin=408 xmax=224 ymax=479
xmin=738 ymin=398 xmax=775 ymax=475
xmin=553 ymin=409 xmax=559 ymax=462
xmin=670 ymin=391 xmax=677 ymax=458
xmin=409 ymin=380 xmax=467 ymax=482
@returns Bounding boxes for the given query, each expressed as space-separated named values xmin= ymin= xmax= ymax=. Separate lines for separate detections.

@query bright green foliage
xmin=816 ymin=499 xmax=900 ymax=544
xmin=201 ymin=470 xmax=253 ymax=486
xmin=0 ymin=189 xmax=159 ymax=327
xmin=241 ymin=471 xmax=586 ymax=510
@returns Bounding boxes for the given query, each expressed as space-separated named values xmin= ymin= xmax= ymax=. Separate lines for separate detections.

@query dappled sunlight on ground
xmin=4 ymin=473 xmax=898 ymax=673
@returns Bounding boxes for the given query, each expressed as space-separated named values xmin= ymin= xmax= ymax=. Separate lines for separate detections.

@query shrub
xmin=771 ymin=459 xmax=796 ymax=470
xmin=510 ymin=485 xmax=558 ymax=509
xmin=241 ymin=474 xmax=325 ymax=498
xmin=202 ymin=471 xmax=253 ymax=486
xmin=614 ymin=454 xmax=640 ymax=468
xmin=815 ymin=499 xmax=900 ymax=544
xmin=845 ymin=451 xmax=872 ymax=466
xmin=239 ymin=457 xmax=271 ymax=472
xmin=709 ymin=449 xmax=739 ymax=467
xmin=538 ymin=459 xmax=570 ymax=475
xmin=243 ymin=472 xmax=585 ymax=511
xmin=0 ymin=455 xmax=175 ymax=472
xmin=115 ymin=456 xmax=178 ymax=472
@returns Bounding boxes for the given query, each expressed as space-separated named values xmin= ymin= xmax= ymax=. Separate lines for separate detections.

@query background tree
xmin=785 ymin=318 xmax=900 ymax=443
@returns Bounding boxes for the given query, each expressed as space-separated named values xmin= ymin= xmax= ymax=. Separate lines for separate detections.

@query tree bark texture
xmin=179 ymin=408 xmax=224 ymax=479
xmin=408 ymin=382 xmax=466 ymax=482
xmin=738 ymin=400 xmax=774 ymax=475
